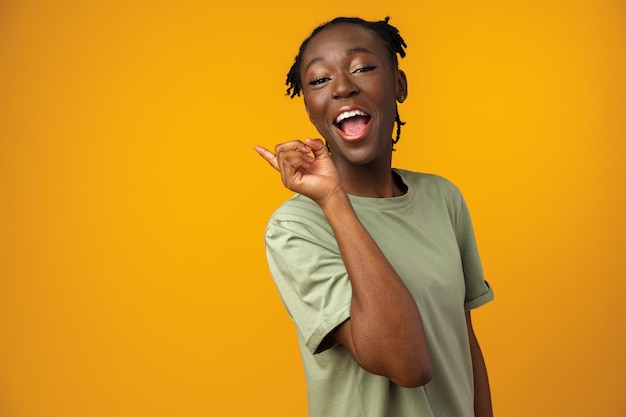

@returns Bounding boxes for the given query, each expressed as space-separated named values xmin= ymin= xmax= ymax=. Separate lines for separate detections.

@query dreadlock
xmin=285 ymin=17 xmax=408 ymax=146
xmin=393 ymin=107 xmax=405 ymax=150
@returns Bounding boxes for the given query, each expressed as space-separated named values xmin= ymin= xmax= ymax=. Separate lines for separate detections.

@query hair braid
xmin=393 ymin=107 xmax=405 ymax=150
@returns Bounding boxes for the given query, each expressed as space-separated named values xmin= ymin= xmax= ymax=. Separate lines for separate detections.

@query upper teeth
xmin=336 ymin=110 xmax=366 ymax=124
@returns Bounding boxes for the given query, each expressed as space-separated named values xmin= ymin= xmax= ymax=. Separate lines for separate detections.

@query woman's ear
xmin=396 ymin=69 xmax=408 ymax=103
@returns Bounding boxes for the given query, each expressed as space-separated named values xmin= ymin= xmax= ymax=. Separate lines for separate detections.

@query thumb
xmin=305 ymin=138 xmax=330 ymax=159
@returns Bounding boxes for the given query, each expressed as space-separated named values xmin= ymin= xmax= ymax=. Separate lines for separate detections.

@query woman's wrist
xmin=319 ymin=185 xmax=351 ymax=216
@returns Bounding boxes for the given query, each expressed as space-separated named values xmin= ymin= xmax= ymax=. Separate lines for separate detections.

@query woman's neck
xmin=337 ymin=164 xmax=406 ymax=198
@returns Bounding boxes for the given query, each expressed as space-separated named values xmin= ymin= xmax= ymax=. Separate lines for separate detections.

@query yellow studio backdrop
xmin=0 ymin=0 xmax=624 ymax=416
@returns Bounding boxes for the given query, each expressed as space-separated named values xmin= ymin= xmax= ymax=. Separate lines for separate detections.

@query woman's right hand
xmin=254 ymin=138 xmax=343 ymax=206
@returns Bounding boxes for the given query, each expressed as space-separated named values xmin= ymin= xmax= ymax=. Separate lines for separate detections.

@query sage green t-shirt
xmin=265 ymin=170 xmax=494 ymax=417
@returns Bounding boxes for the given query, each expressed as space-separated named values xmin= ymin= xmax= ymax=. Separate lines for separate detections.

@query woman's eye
xmin=309 ymin=77 xmax=330 ymax=86
xmin=354 ymin=65 xmax=377 ymax=74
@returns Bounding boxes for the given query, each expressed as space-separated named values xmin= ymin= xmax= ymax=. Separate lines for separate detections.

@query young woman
xmin=255 ymin=17 xmax=494 ymax=417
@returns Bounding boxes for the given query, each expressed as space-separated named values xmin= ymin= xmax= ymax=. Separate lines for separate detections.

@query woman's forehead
xmin=302 ymin=24 xmax=386 ymax=61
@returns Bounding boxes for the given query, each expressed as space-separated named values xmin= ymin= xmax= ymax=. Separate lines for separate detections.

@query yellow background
xmin=1 ymin=0 xmax=624 ymax=416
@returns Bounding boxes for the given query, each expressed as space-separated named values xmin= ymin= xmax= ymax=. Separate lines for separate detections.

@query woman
xmin=255 ymin=17 xmax=494 ymax=417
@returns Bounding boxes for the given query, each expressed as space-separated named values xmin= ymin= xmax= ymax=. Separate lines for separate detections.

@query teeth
xmin=335 ymin=109 xmax=367 ymax=124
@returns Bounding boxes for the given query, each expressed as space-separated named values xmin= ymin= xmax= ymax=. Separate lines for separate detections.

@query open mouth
xmin=334 ymin=109 xmax=372 ymax=138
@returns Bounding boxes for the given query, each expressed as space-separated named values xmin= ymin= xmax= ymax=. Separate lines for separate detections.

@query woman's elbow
xmin=391 ymin=363 xmax=433 ymax=388
xmin=391 ymin=346 xmax=434 ymax=388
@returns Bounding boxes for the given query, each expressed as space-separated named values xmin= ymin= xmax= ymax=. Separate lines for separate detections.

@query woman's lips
xmin=334 ymin=108 xmax=372 ymax=142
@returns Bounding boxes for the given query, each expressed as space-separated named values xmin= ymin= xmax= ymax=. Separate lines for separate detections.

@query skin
xmin=467 ymin=310 xmax=494 ymax=417
xmin=255 ymin=23 xmax=493 ymax=414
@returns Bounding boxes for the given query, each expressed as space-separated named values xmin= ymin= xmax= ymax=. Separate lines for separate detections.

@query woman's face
xmin=300 ymin=24 xmax=407 ymax=167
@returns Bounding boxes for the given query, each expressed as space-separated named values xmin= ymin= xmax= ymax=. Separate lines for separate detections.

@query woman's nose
xmin=332 ymin=73 xmax=359 ymax=99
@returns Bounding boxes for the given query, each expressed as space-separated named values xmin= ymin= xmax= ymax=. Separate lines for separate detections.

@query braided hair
xmin=285 ymin=17 xmax=408 ymax=146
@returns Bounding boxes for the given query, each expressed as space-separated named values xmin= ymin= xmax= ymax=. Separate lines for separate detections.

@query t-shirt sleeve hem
xmin=305 ymin=302 xmax=351 ymax=355
xmin=464 ymin=283 xmax=494 ymax=311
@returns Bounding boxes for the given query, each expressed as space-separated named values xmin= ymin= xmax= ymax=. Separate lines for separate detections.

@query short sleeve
xmin=265 ymin=214 xmax=352 ymax=354
xmin=454 ymin=195 xmax=494 ymax=311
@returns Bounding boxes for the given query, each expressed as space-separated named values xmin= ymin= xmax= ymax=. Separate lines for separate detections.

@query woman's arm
xmin=466 ymin=310 xmax=493 ymax=417
xmin=255 ymin=139 xmax=432 ymax=387
xmin=322 ymin=189 xmax=432 ymax=387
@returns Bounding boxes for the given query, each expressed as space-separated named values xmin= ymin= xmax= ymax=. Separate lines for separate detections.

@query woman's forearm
xmin=321 ymin=190 xmax=432 ymax=387
xmin=466 ymin=311 xmax=493 ymax=417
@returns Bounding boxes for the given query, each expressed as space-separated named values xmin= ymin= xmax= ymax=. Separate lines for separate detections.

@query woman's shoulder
xmin=265 ymin=194 xmax=335 ymax=242
xmin=267 ymin=193 xmax=327 ymax=226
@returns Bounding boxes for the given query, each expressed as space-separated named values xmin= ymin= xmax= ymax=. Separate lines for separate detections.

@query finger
xmin=254 ymin=145 xmax=280 ymax=171
xmin=278 ymin=151 xmax=314 ymax=177
xmin=275 ymin=140 xmax=311 ymax=156
xmin=305 ymin=138 xmax=330 ymax=159
xmin=280 ymin=156 xmax=297 ymax=186
xmin=275 ymin=141 xmax=315 ymax=167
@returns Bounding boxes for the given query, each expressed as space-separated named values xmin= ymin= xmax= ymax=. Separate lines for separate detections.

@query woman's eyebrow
xmin=304 ymin=57 xmax=325 ymax=71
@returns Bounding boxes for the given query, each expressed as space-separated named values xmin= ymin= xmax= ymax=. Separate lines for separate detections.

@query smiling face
xmin=300 ymin=23 xmax=407 ymax=168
